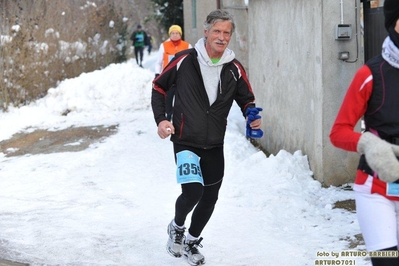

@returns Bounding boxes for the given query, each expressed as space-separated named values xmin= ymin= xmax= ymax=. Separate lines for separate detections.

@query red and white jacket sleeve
xmin=329 ymin=65 xmax=374 ymax=152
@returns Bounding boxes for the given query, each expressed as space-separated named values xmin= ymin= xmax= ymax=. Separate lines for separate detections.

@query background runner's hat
xmin=384 ymin=0 xmax=399 ymax=30
xmin=168 ymin=25 xmax=182 ymax=36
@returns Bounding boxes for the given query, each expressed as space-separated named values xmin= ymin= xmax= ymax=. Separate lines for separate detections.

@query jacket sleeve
xmin=151 ymin=54 xmax=181 ymax=125
xmin=154 ymin=44 xmax=165 ymax=74
xmin=130 ymin=32 xmax=135 ymax=45
xmin=329 ymin=65 xmax=373 ymax=152
xmin=232 ymin=60 xmax=256 ymax=116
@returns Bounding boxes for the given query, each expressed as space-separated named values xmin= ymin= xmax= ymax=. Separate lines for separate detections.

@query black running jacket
xmin=151 ymin=48 xmax=256 ymax=149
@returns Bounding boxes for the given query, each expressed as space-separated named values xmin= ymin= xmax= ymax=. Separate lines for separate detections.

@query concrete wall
xmin=183 ymin=0 xmax=217 ymax=46
xmin=248 ymin=0 xmax=363 ymax=186
xmin=183 ymin=0 xmax=249 ymax=70
xmin=184 ymin=0 xmax=364 ymax=186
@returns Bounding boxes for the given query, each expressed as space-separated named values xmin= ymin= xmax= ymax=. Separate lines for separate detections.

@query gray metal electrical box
xmin=335 ymin=24 xmax=352 ymax=40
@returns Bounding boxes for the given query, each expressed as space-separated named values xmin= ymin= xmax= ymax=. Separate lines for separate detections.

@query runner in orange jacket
xmin=155 ymin=25 xmax=192 ymax=121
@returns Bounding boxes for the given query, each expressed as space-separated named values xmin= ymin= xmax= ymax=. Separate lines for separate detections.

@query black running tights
xmin=174 ymin=180 xmax=222 ymax=238
xmin=371 ymin=246 xmax=399 ymax=266
xmin=134 ymin=46 xmax=144 ymax=64
xmin=173 ymin=144 xmax=224 ymax=237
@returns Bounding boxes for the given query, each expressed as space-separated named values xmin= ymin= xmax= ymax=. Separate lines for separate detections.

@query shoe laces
xmin=172 ymin=226 xmax=185 ymax=244
xmin=186 ymin=237 xmax=203 ymax=254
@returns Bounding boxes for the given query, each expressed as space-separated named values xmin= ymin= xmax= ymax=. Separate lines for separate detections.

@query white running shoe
xmin=166 ymin=220 xmax=186 ymax=258
xmin=184 ymin=237 xmax=205 ymax=265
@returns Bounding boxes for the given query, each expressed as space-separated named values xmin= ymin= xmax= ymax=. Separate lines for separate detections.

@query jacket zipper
xmin=179 ymin=113 xmax=184 ymax=138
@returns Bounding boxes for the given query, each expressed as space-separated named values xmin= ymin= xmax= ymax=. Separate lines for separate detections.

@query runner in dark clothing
xmin=151 ymin=9 xmax=262 ymax=266
xmin=130 ymin=24 xmax=148 ymax=67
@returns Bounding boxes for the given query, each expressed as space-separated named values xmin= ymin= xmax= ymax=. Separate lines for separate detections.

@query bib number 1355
xmin=176 ymin=150 xmax=203 ymax=185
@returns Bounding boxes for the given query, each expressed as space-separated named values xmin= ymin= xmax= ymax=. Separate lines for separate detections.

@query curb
xmin=0 ymin=259 xmax=28 ymax=266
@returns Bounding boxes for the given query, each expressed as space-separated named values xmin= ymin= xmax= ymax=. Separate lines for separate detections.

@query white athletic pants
xmin=355 ymin=192 xmax=399 ymax=251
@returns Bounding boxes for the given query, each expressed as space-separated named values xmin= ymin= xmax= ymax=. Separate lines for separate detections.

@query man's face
xmin=204 ymin=20 xmax=232 ymax=58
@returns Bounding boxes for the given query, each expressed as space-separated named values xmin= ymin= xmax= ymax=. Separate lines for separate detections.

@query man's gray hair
xmin=203 ymin=9 xmax=235 ymax=35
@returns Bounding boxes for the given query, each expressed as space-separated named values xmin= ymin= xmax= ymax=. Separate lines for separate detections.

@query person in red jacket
xmin=155 ymin=25 xmax=192 ymax=121
xmin=330 ymin=1 xmax=399 ymax=265
xmin=151 ymin=10 xmax=262 ymax=266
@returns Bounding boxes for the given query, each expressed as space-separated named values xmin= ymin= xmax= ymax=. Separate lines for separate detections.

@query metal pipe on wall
xmin=340 ymin=0 xmax=344 ymax=24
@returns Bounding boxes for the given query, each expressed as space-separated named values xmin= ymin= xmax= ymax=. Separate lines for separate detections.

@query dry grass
xmin=0 ymin=125 xmax=118 ymax=157
xmin=0 ymin=0 xmax=157 ymax=111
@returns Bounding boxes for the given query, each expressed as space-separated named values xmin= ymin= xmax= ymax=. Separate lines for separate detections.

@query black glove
xmin=155 ymin=74 xmax=160 ymax=78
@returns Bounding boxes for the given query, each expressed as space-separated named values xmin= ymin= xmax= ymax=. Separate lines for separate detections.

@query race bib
xmin=386 ymin=182 xmax=399 ymax=197
xmin=176 ymin=150 xmax=203 ymax=185
xmin=135 ymin=33 xmax=144 ymax=43
xmin=167 ymin=55 xmax=174 ymax=64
